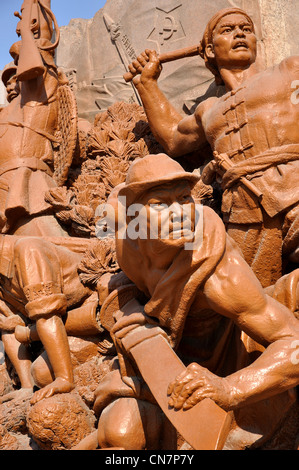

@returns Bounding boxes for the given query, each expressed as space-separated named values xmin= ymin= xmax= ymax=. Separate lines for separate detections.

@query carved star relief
xmin=147 ymin=2 xmax=186 ymax=51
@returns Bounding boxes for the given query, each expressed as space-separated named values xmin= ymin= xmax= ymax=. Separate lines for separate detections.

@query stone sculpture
xmin=127 ymin=7 xmax=299 ymax=288
xmin=92 ymin=153 xmax=299 ymax=450
xmin=56 ymin=0 xmax=265 ymax=121
xmin=0 ymin=0 xmax=298 ymax=451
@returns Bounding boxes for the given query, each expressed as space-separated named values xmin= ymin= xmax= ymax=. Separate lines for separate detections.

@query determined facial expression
xmin=135 ymin=180 xmax=196 ymax=249
xmin=207 ymin=13 xmax=257 ymax=69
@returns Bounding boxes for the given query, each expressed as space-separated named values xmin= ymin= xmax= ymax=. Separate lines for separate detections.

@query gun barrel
xmin=15 ymin=0 xmax=45 ymax=81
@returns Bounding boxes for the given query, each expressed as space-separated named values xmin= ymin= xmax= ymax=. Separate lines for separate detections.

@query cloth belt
xmin=0 ymin=157 xmax=53 ymax=178
xmin=0 ymin=120 xmax=60 ymax=143
xmin=221 ymin=144 xmax=299 ymax=191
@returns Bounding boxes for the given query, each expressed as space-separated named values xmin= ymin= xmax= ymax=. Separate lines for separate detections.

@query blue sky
xmin=0 ymin=0 xmax=107 ymax=70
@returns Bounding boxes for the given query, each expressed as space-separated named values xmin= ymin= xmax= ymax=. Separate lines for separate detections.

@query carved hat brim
xmin=118 ymin=153 xmax=200 ymax=206
xmin=1 ymin=64 xmax=17 ymax=86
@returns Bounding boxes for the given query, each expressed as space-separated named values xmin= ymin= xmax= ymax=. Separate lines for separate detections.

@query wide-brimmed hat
xmin=118 ymin=153 xmax=200 ymax=206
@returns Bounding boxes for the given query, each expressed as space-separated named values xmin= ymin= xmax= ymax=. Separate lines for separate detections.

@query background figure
xmin=0 ymin=0 xmax=69 ymax=237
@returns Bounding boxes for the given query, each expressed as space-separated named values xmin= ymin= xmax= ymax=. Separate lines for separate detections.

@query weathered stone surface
xmin=0 ymin=425 xmax=19 ymax=450
xmin=0 ymin=392 xmax=31 ymax=434
xmin=0 ymin=389 xmax=34 ymax=450
xmin=259 ymin=0 xmax=299 ymax=67
xmin=69 ymin=335 xmax=103 ymax=367
xmin=27 ymin=392 xmax=96 ymax=450
xmin=0 ymin=363 xmax=14 ymax=397
xmin=74 ymin=355 xmax=115 ymax=407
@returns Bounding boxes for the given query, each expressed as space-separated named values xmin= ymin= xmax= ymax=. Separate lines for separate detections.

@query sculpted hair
xmin=198 ymin=7 xmax=255 ymax=85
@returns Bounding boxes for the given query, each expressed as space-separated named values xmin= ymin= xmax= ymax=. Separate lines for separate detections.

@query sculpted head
xmin=1 ymin=65 xmax=20 ymax=102
xmin=199 ymin=8 xmax=257 ymax=84
xmin=118 ymin=154 xmax=200 ymax=253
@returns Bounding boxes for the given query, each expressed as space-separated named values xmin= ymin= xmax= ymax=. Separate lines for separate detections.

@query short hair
xmin=198 ymin=8 xmax=255 ymax=85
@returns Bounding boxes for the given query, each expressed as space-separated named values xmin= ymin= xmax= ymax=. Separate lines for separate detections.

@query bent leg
xmin=0 ymin=331 xmax=33 ymax=403
xmin=97 ymin=397 xmax=164 ymax=450
xmin=30 ymin=315 xmax=74 ymax=404
xmin=1 ymin=331 xmax=33 ymax=389
xmin=13 ymin=238 xmax=74 ymax=403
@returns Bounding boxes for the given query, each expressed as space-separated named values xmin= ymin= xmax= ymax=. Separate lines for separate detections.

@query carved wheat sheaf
xmin=47 ymin=101 xmax=164 ymax=237
xmin=53 ymin=84 xmax=79 ymax=186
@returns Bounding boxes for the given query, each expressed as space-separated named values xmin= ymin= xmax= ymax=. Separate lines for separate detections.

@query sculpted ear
xmin=205 ymin=44 xmax=215 ymax=59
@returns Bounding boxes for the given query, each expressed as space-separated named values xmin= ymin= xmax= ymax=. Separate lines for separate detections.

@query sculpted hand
xmin=167 ymin=363 xmax=232 ymax=411
xmin=93 ymin=369 xmax=141 ymax=416
xmin=0 ymin=314 xmax=25 ymax=332
xmin=129 ymin=49 xmax=162 ymax=86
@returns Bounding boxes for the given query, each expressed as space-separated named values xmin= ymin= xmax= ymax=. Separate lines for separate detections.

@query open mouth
xmin=233 ymin=41 xmax=248 ymax=50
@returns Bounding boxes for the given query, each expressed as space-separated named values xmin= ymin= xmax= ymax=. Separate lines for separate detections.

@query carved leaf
xmin=86 ymin=128 xmax=110 ymax=157
xmin=45 ymin=186 xmax=74 ymax=209
xmin=99 ymin=156 xmax=130 ymax=190
xmin=106 ymin=101 xmax=146 ymax=124
xmin=78 ymin=239 xmax=119 ymax=287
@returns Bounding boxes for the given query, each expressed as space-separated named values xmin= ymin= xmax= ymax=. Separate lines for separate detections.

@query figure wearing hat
xmin=93 ymin=154 xmax=299 ymax=450
xmin=1 ymin=64 xmax=19 ymax=104
xmin=0 ymin=0 xmax=69 ymax=237
xmin=127 ymin=7 xmax=299 ymax=288
xmin=0 ymin=1 xmax=89 ymax=406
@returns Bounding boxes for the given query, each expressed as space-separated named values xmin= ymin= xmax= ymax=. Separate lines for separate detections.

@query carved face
xmin=135 ymin=180 xmax=196 ymax=250
xmin=6 ymin=75 xmax=20 ymax=103
xmin=207 ymin=13 xmax=257 ymax=69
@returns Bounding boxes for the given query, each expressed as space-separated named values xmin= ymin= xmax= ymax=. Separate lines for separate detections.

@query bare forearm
xmin=225 ymin=339 xmax=299 ymax=408
xmin=135 ymin=79 xmax=183 ymax=155
xmin=130 ymin=49 xmax=207 ymax=157
xmin=168 ymin=335 xmax=299 ymax=412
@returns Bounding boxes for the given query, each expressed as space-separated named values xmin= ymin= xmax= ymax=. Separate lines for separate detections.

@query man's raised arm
xmin=130 ymin=50 xmax=207 ymax=157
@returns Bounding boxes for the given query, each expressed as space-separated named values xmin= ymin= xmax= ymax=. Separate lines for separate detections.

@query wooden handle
xmin=123 ymin=44 xmax=200 ymax=82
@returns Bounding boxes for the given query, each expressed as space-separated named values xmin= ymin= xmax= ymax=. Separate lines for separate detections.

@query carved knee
xmin=97 ymin=397 xmax=163 ymax=450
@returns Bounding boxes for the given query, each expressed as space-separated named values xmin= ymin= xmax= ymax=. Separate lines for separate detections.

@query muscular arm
xmin=132 ymin=50 xmax=207 ymax=158
xmin=169 ymin=238 xmax=299 ymax=411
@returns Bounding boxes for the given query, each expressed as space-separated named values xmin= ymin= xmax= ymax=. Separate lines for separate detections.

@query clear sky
xmin=0 ymin=0 xmax=107 ymax=70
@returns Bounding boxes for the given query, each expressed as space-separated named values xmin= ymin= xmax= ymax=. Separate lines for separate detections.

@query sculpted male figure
xmin=1 ymin=65 xmax=20 ymax=104
xmin=0 ymin=234 xmax=96 ymax=405
xmin=128 ymin=7 xmax=299 ymax=287
xmin=0 ymin=0 xmax=67 ymax=236
xmin=0 ymin=1 xmax=95 ymax=404
xmin=94 ymin=154 xmax=299 ymax=450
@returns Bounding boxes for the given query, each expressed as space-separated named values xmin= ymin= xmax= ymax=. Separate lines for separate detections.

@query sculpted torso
xmin=0 ymin=72 xmax=58 ymax=166
xmin=198 ymin=56 xmax=299 ymax=159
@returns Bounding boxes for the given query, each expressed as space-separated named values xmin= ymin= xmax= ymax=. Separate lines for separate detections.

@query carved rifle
xmin=210 ymin=151 xmax=263 ymax=199
xmin=14 ymin=0 xmax=60 ymax=81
